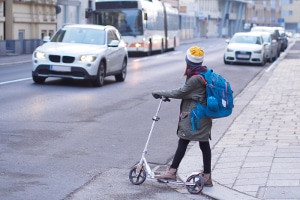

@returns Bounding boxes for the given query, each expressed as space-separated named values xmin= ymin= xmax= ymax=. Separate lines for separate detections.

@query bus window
xmin=93 ymin=0 xmax=181 ymax=54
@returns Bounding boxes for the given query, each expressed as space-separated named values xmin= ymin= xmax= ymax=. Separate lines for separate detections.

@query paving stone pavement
xmin=179 ymin=38 xmax=300 ymax=200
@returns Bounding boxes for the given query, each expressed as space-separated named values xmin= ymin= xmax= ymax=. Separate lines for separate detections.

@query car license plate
xmin=50 ymin=65 xmax=71 ymax=72
xmin=237 ymin=54 xmax=250 ymax=59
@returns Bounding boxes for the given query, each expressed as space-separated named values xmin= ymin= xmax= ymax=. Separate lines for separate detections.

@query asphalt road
xmin=0 ymin=38 xmax=269 ymax=200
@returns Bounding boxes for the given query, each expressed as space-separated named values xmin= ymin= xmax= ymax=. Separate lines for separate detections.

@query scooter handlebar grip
xmin=162 ymin=96 xmax=170 ymax=102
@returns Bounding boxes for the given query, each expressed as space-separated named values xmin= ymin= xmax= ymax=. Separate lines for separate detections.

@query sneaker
xmin=200 ymin=172 xmax=213 ymax=187
xmin=155 ymin=167 xmax=177 ymax=181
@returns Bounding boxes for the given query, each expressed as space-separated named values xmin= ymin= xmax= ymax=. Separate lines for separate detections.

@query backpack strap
xmin=197 ymin=75 xmax=207 ymax=86
xmin=191 ymin=73 xmax=207 ymax=86
xmin=201 ymin=68 xmax=213 ymax=85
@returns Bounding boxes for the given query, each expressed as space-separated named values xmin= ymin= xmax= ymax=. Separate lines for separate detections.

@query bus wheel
xmin=172 ymin=38 xmax=176 ymax=51
xmin=161 ymin=39 xmax=164 ymax=53
xmin=147 ymin=41 xmax=152 ymax=56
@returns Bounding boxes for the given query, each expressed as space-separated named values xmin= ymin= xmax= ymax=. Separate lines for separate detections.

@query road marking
xmin=172 ymin=51 xmax=183 ymax=55
xmin=0 ymin=77 xmax=32 ymax=85
xmin=0 ymin=60 xmax=31 ymax=66
xmin=133 ymin=57 xmax=149 ymax=62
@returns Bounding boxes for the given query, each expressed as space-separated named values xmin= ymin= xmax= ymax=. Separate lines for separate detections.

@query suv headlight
xmin=34 ymin=51 xmax=46 ymax=59
xmin=79 ymin=55 xmax=97 ymax=62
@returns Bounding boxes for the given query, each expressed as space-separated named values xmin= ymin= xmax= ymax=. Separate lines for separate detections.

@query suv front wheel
xmin=91 ymin=61 xmax=106 ymax=87
xmin=115 ymin=58 xmax=127 ymax=82
xmin=33 ymin=75 xmax=46 ymax=84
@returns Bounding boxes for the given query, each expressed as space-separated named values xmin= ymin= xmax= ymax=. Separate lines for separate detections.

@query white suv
xmin=32 ymin=24 xmax=128 ymax=87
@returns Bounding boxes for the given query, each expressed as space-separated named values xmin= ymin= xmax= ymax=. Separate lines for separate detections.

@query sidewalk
xmin=179 ymin=38 xmax=300 ymax=200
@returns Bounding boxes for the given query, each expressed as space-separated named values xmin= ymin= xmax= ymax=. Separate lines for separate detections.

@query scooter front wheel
xmin=129 ymin=165 xmax=147 ymax=185
xmin=185 ymin=173 xmax=204 ymax=194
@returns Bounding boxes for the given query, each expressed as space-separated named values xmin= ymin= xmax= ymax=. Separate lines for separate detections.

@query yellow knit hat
xmin=185 ymin=46 xmax=205 ymax=67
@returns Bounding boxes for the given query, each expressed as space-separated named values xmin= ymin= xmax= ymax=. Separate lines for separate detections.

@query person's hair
xmin=183 ymin=65 xmax=190 ymax=76
xmin=185 ymin=65 xmax=207 ymax=78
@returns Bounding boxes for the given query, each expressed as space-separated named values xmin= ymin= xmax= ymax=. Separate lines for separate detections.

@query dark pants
xmin=170 ymin=138 xmax=211 ymax=173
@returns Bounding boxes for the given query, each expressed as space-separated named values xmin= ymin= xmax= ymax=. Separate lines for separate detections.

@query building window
xmin=282 ymin=0 xmax=293 ymax=5
xmin=282 ymin=10 xmax=293 ymax=16
xmin=41 ymin=30 xmax=47 ymax=39
xmin=49 ymin=30 xmax=54 ymax=37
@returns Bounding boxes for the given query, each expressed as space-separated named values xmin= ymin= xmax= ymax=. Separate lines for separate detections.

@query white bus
xmin=91 ymin=0 xmax=180 ymax=55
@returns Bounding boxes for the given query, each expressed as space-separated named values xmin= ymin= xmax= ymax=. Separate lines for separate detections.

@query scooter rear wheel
xmin=129 ymin=165 xmax=147 ymax=185
xmin=186 ymin=174 xmax=204 ymax=194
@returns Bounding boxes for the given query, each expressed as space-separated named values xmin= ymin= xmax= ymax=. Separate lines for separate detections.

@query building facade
xmin=244 ymin=0 xmax=282 ymax=28
xmin=281 ymin=0 xmax=300 ymax=34
xmin=0 ymin=0 xmax=57 ymax=55
xmin=0 ymin=0 xmax=294 ymax=56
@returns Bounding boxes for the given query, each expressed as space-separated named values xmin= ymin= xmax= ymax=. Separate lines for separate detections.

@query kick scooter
xmin=129 ymin=96 xmax=204 ymax=194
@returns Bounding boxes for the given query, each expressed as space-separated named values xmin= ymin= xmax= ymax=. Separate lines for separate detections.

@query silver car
xmin=32 ymin=24 xmax=128 ymax=87
xmin=256 ymin=31 xmax=278 ymax=62
xmin=250 ymin=26 xmax=282 ymax=56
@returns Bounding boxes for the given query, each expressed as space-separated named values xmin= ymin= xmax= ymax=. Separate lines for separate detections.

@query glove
xmin=152 ymin=92 xmax=162 ymax=99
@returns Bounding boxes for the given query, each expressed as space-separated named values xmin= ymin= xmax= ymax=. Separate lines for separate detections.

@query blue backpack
xmin=201 ymin=69 xmax=234 ymax=118
xmin=190 ymin=69 xmax=234 ymax=130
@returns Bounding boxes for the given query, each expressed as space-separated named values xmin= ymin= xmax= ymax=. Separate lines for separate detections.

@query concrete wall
xmin=0 ymin=39 xmax=42 ymax=56
xmin=0 ymin=41 xmax=5 ymax=55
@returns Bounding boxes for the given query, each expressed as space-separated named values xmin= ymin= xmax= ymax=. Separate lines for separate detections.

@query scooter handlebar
xmin=161 ymin=96 xmax=170 ymax=102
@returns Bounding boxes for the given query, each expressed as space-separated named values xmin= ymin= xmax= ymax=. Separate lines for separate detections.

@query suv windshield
xmin=51 ymin=27 xmax=106 ymax=45
xmin=231 ymin=35 xmax=262 ymax=44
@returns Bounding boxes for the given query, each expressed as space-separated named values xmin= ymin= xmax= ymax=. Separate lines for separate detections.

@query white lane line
xmin=0 ymin=77 xmax=32 ymax=85
xmin=172 ymin=51 xmax=183 ymax=55
xmin=133 ymin=57 xmax=149 ymax=62
xmin=0 ymin=60 xmax=31 ymax=66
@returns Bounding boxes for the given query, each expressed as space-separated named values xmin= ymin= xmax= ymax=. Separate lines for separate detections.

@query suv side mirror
xmin=108 ymin=40 xmax=120 ymax=47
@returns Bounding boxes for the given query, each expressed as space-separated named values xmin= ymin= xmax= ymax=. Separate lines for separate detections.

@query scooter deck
xmin=156 ymin=178 xmax=195 ymax=186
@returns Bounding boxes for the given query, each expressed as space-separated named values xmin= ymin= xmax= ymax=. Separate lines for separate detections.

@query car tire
xmin=272 ymin=52 xmax=277 ymax=62
xmin=268 ymin=55 xmax=274 ymax=63
xmin=260 ymin=57 xmax=266 ymax=66
xmin=115 ymin=58 xmax=127 ymax=82
xmin=223 ymin=56 xmax=230 ymax=65
xmin=91 ymin=61 xmax=105 ymax=87
xmin=32 ymin=75 xmax=46 ymax=84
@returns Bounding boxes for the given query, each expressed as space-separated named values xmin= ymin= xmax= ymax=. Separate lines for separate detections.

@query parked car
xmin=251 ymin=26 xmax=282 ymax=54
xmin=256 ymin=31 xmax=278 ymax=62
xmin=224 ymin=32 xmax=267 ymax=66
xmin=275 ymin=26 xmax=288 ymax=51
xmin=32 ymin=24 xmax=128 ymax=87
